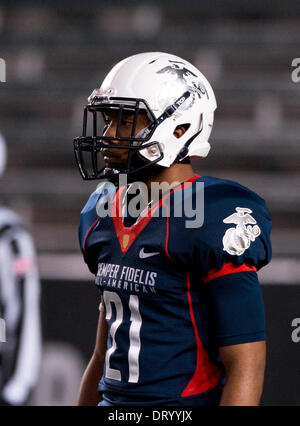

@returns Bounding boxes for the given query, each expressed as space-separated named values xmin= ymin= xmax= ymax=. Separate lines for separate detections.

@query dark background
xmin=0 ymin=0 xmax=299 ymax=405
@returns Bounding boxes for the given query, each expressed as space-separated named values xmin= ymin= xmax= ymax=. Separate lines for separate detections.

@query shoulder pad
xmin=200 ymin=177 xmax=272 ymax=274
xmin=79 ymin=181 xmax=116 ymax=250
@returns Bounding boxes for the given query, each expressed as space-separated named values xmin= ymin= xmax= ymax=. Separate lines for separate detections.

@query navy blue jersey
xmin=79 ymin=175 xmax=272 ymax=405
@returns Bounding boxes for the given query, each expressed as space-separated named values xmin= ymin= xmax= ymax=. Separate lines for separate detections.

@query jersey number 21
xmin=103 ymin=290 xmax=142 ymax=383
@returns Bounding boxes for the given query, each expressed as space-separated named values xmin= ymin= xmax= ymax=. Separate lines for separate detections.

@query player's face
xmin=102 ymin=110 xmax=151 ymax=168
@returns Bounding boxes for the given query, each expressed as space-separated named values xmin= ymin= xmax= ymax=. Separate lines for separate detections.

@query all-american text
xmin=96 ymin=262 xmax=157 ymax=294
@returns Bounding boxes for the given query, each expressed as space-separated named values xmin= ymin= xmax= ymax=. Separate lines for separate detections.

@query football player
xmin=0 ymin=132 xmax=41 ymax=406
xmin=74 ymin=52 xmax=272 ymax=406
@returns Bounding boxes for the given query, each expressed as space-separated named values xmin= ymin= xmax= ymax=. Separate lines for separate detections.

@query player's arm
xmin=219 ymin=341 xmax=266 ymax=406
xmin=77 ymin=300 xmax=108 ymax=406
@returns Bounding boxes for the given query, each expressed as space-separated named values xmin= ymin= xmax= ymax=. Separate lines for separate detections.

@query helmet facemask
xmin=74 ymin=95 xmax=166 ymax=181
xmin=74 ymin=91 xmax=192 ymax=181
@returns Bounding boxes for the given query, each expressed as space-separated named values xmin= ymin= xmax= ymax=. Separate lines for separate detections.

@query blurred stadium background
xmin=0 ymin=0 xmax=300 ymax=405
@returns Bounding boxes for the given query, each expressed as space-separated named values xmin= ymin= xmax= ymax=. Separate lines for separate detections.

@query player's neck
xmin=145 ymin=163 xmax=195 ymax=190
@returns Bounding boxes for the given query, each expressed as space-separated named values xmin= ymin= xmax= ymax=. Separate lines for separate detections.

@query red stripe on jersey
xmin=163 ymin=202 xmax=171 ymax=260
xmin=202 ymin=263 xmax=257 ymax=285
xmin=181 ymin=274 xmax=222 ymax=397
xmin=82 ymin=218 xmax=100 ymax=255
xmin=161 ymin=174 xmax=200 ymax=260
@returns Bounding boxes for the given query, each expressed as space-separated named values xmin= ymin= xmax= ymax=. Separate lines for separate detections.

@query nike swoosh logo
xmin=139 ymin=248 xmax=160 ymax=259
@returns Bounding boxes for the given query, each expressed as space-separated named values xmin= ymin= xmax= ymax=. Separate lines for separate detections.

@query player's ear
xmin=173 ymin=124 xmax=189 ymax=139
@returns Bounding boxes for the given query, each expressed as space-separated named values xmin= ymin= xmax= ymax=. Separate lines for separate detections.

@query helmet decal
xmin=157 ymin=61 xmax=209 ymax=101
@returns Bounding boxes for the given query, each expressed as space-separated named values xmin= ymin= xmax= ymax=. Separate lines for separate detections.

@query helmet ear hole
xmin=173 ymin=123 xmax=190 ymax=139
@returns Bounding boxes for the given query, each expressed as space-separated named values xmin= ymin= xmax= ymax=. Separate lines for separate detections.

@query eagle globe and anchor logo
xmin=222 ymin=207 xmax=261 ymax=256
xmin=156 ymin=60 xmax=208 ymax=100
xmin=155 ymin=60 xmax=209 ymax=111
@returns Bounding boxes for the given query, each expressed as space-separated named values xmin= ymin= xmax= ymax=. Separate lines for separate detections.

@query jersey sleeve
xmin=194 ymin=180 xmax=271 ymax=346
xmin=205 ymin=271 xmax=266 ymax=346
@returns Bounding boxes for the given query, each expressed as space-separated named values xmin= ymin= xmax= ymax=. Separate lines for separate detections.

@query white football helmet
xmin=74 ymin=52 xmax=216 ymax=180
